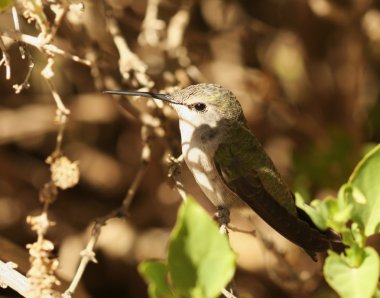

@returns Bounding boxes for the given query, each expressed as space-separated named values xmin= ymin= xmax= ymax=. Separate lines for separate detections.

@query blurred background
xmin=0 ymin=0 xmax=380 ymax=297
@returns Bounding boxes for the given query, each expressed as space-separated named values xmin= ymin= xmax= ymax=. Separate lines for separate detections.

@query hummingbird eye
xmin=192 ymin=102 xmax=207 ymax=112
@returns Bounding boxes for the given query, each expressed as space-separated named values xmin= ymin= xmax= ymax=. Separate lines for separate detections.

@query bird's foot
xmin=214 ymin=206 xmax=230 ymax=235
xmin=167 ymin=154 xmax=187 ymax=200
xmin=167 ymin=154 xmax=183 ymax=179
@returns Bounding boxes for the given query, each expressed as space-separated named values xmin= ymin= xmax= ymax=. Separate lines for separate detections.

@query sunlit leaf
xmin=324 ymin=247 xmax=379 ymax=298
xmin=139 ymin=261 xmax=174 ymax=298
xmin=296 ymin=193 xmax=351 ymax=232
xmin=351 ymin=185 xmax=367 ymax=204
xmin=168 ymin=197 xmax=235 ymax=298
xmin=295 ymin=192 xmax=327 ymax=230
xmin=349 ymin=144 xmax=380 ymax=236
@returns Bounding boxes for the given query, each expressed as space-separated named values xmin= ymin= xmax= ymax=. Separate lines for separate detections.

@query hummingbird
xmin=105 ymin=84 xmax=338 ymax=259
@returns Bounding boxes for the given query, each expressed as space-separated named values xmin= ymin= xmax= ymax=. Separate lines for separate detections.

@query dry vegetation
xmin=0 ymin=0 xmax=380 ymax=297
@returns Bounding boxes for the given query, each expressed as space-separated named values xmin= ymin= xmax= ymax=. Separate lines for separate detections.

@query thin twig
xmin=26 ymin=202 xmax=60 ymax=297
xmin=121 ymin=129 xmax=152 ymax=210
xmin=0 ymin=261 xmax=29 ymax=297
xmin=221 ymin=288 xmax=238 ymax=298
xmin=101 ymin=71 xmax=162 ymax=128
xmin=164 ymin=0 xmax=204 ymax=83
xmin=248 ymin=216 xmax=318 ymax=292
xmin=12 ymin=6 xmax=21 ymax=31
xmin=0 ymin=35 xmax=11 ymax=80
xmin=166 ymin=0 xmax=193 ymax=53
xmin=138 ymin=0 xmax=166 ymax=47
xmin=64 ymin=125 xmax=154 ymax=297
xmin=86 ymin=50 xmax=148 ymax=124
xmin=63 ymin=233 xmax=97 ymax=298
xmin=13 ymin=44 xmax=34 ymax=93
xmin=44 ymin=43 xmax=91 ymax=66
xmin=53 ymin=110 xmax=68 ymax=155
xmin=167 ymin=154 xmax=188 ymax=201
xmin=86 ymin=42 xmax=160 ymax=128
xmin=10 ymin=6 xmax=34 ymax=93
xmin=42 ymin=58 xmax=70 ymax=116
xmin=47 ymin=1 xmax=69 ymax=43
xmin=1 ymin=31 xmax=91 ymax=66
xmin=228 ymin=225 xmax=256 ymax=235
xmin=104 ymin=2 xmax=153 ymax=87
xmin=217 ymin=210 xmax=239 ymax=298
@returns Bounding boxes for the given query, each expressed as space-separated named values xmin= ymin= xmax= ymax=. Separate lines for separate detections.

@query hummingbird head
xmin=104 ymin=83 xmax=245 ymax=128
xmin=169 ymin=84 xmax=245 ymax=128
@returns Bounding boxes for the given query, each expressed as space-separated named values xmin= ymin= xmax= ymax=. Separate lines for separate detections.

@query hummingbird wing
xmin=214 ymin=124 xmax=331 ymax=253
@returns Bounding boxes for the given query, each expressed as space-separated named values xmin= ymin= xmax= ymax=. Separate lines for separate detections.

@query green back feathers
xmin=214 ymin=124 xmax=297 ymax=215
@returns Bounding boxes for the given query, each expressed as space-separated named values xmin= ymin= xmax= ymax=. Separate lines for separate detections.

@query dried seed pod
xmin=50 ymin=156 xmax=80 ymax=189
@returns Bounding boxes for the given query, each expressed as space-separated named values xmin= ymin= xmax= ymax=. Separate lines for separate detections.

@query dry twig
xmin=13 ymin=44 xmax=34 ymax=94
xmin=248 ymin=217 xmax=319 ymax=293
xmin=0 ymin=261 xmax=28 ymax=297
xmin=221 ymin=288 xmax=238 ymax=298
xmin=1 ymin=31 xmax=91 ymax=66
xmin=138 ymin=0 xmax=166 ymax=47
xmin=167 ymin=154 xmax=188 ymax=201
xmin=64 ymin=125 xmax=154 ymax=297
xmin=42 ymin=58 xmax=70 ymax=116
xmin=104 ymin=3 xmax=153 ymax=88
xmin=0 ymin=35 xmax=11 ymax=80
xmin=166 ymin=0 xmax=193 ymax=54
xmin=10 ymin=6 xmax=34 ymax=93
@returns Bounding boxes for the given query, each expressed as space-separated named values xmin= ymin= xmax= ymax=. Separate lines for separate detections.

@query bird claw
xmin=214 ymin=206 xmax=230 ymax=234
xmin=167 ymin=154 xmax=183 ymax=178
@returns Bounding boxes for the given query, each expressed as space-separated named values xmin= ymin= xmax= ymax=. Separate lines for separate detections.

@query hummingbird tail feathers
xmin=232 ymin=175 xmax=333 ymax=253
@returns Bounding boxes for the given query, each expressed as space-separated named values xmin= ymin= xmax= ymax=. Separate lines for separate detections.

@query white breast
xmin=179 ymin=120 xmax=238 ymax=208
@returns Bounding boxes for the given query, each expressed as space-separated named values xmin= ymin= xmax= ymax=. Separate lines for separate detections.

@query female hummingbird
xmin=105 ymin=83 xmax=338 ymax=259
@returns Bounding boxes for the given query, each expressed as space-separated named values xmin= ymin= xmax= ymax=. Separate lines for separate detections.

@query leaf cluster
xmin=297 ymin=145 xmax=380 ymax=298
xmin=139 ymin=198 xmax=236 ymax=298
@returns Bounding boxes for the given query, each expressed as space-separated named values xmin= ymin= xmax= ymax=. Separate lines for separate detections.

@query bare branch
xmin=42 ymin=58 xmax=70 ymax=116
xmin=167 ymin=154 xmax=188 ymax=201
xmin=47 ymin=1 xmax=69 ymax=43
xmin=0 ymin=261 xmax=29 ymax=298
xmin=104 ymin=3 xmax=153 ymax=88
xmin=121 ymin=126 xmax=152 ymax=210
xmin=26 ymin=210 xmax=61 ymax=298
xmin=20 ymin=0 xmax=50 ymax=39
xmin=63 ymin=234 xmax=97 ymax=298
xmin=166 ymin=1 xmax=193 ymax=53
xmin=12 ymin=6 xmax=21 ymax=31
xmin=1 ymin=31 xmax=91 ymax=66
xmin=245 ymin=216 xmax=319 ymax=292
xmin=138 ymin=0 xmax=166 ymax=47
xmin=13 ymin=44 xmax=34 ymax=94
xmin=0 ymin=35 xmax=11 ymax=80
xmin=64 ymin=125 xmax=154 ymax=297
xmin=44 ymin=43 xmax=91 ymax=66
xmin=221 ymin=288 xmax=238 ymax=298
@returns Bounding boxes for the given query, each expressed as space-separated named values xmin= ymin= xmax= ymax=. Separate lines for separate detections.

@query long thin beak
xmin=103 ymin=90 xmax=182 ymax=105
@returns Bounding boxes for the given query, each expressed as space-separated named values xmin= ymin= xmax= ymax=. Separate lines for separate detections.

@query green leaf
xmin=295 ymin=192 xmax=327 ymax=230
xmin=0 ymin=0 xmax=13 ymax=11
xmin=168 ymin=197 xmax=235 ymax=298
xmin=324 ymin=247 xmax=380 ymax=298
xmin=349 ymin=144 xmax=380 ymax=236
xmin=138 ymin=261 xmax=174 ymax=298
xmin=350 ymin=223 xmax=365 ymax=248
xmin=296 ymin=192 xmax=351 ymax=232
xmin=351 ymin=186 xmax=367 ymax=204
xmin=374 ymin=286 xmax=380 ymax=298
